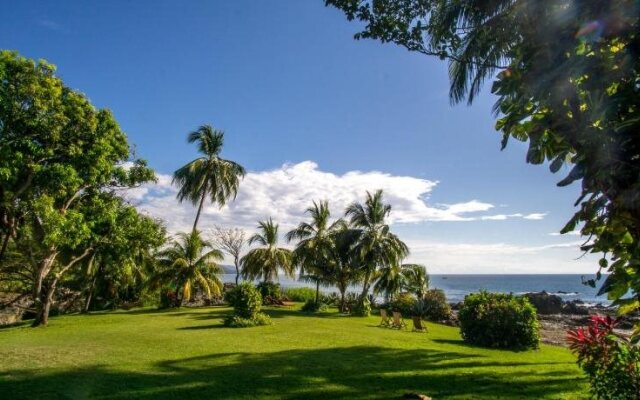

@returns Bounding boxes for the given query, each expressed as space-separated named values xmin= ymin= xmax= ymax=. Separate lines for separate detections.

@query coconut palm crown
xmin=286 ymin=200 xmax=346 ymax=304
xmin=241 ymin=218 xmax=294 ymax=283
xmin=173 ymin=125 xmax=246 ymax=232
xmin=345 ymin=189 xmax=409 ymax=300
xmin=154 ymin=230 xmax=224 ymax=305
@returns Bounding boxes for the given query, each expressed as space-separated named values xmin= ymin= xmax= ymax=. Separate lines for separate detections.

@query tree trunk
xmin=234 ymin=255 xmax=240 ymax=285
xmin=192 ymin=183 xmax=209 ymax=233
xmin=359 ymin=272 xmax=371 ymax=300
xmin=84 ymin=275 xmax=98 ymax=313
xmin=339 ymin=287 xmax=346 ymax=313
xmin=315 ymin=280 xmax=320 ymax=304
xmin=0 ymin=230 xmax=10 ymax=262
xmin=32 ymin=282 xmax=56 ymax=327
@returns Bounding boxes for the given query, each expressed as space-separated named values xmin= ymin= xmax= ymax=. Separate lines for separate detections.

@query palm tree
xmin=345 ymin=190 xmax=409 ymax=304
xmin=402 ymin=264 xmax=430 ymax=299
xmin=374 ymin=263 xmax=406 ymax=303
xmin=241 ymin=218 xmax=294 ymax=283
xmin=327 ymin=226 xmax=362 ymax=312
xmin=154 ymin=230 xmax=224 ymax=305
xmin=173 ymin=125 xmax=246 ymax=232
xmin=286 ymin=201 xmax=345 ymax=304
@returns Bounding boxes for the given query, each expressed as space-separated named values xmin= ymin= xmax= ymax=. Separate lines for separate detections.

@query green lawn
xmin=0 ymin=306 xmax=588 ymax=399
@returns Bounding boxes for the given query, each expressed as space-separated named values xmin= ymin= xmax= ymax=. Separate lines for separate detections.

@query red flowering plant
xmin=567 ymin=315 xmax=640 ymax=399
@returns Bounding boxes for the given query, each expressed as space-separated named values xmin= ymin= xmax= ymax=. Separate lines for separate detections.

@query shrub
xmin=459 ymin=291 xmax=539 ymax=349
xmin=301 ymin=299 xmax=329 ymax=313
xmin=390 ymin=293 xmax=415 ymax=316
xmin=224 ymin=282 xmax=262 ymax=319
xmin=283 ymin=287 xmax=316 ymax=303
xmin=422 ymin=289 xmax=451 ymax=321
xmin=159 ymin=289 xmax=180 ymax=309
xmin=352 ymin=296 xmax=371 ymax=316
xmin=567 ymin=315 xmax=640 ymax=400
xmin=224 ymin=312 xmax=272 ymax=328
xmin=256 ymin=282 xmax=281 ymax=301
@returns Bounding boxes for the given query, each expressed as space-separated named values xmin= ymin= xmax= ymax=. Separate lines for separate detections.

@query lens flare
xmin=575 ymin=20 xmax=604 ymax=41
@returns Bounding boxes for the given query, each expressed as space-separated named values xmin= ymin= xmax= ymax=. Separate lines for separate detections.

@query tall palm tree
xmin=402 ymin=264 xmax=430 ymax=299
xmin=286 ymin=201 xmax=345 ymax=304
xmin=173 ymin=125 xmax=246 ymax=232
xmin=345 ymin=190 xmax=409 ymax=304
xmin=241 ymin=218 xmax=294 ymax=283
xmin=154 ymin=230 xmax=224 ymax=305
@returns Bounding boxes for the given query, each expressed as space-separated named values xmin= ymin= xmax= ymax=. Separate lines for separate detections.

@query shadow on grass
xmin=1 ymin=345 xmax=586 ymax=399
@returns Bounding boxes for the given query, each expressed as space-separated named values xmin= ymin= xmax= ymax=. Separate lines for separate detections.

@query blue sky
xmin=3 ymin=1 xmax=597 ymax=273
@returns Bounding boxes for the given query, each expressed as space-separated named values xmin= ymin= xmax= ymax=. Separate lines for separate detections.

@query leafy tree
xmin=0 ymin=51 xmax=155 ymax=326
xmin=402 ymin=264 xmax=430 ymax=299
xmin=327 ymin=1 xmax=640 ymax=320
xmin=211 ymin=225 xmax=247 ymax=284
xmin=80 ymin=206 xmax=166 ymax=312
xmin=373 ymin=263 xmax=405 ymax=302
xmin=154 ymin=230 xmax=223 ymax=305
xmin=173 ymin=125 xmax=246 ymax=233
xmin=241 ymin=218 xmax=294 ymax=283
xmin=286 ymin=201 xmax=345 ymax=304
xmin=345 ymin=190 xmax=408 ymax=314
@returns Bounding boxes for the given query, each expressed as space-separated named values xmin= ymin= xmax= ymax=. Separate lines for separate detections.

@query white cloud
xmin=523 ymin=213 xmax=547 ymax=220
xmin=404 ymin=239 xmax=597 ymax=274
xmin=549 ymin=230 xmax=581 ymax=236
xmin=126 ymin=161 xmax=544 ymax=234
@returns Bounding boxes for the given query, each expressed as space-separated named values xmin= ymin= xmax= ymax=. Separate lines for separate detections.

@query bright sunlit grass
xmin=0 ymin=306 xmax=588 ymax=399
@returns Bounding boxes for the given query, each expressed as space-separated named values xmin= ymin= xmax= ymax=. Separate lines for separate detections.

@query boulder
xmin=523 ymin=291 xmax=564 ymax=315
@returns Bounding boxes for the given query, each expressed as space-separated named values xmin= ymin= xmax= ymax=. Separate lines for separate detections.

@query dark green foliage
xmin=390 ymin=293 xmax=415 ymax=316
xmin=159 ymin=290 xmax=180 ymax=309
xmin=225 ymin=282 xmax=262 ymax=319
xmin=301 ymin=299 xmax=329 ymax=313
xmin=422 ymin=289 xmax=452 ymax=321
xmin=224 ymin=312 xmax=272 ymax=328
xmin=256 ymin=281 xmax=281 ymax=301
xmin=352 ymin=296 xmax=371 ymax=317
xmin=459 ymin=291 xmax=539 ymax=350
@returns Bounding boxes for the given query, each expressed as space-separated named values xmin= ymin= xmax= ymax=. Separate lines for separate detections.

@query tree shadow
xmin=1 ymin=345 xmax=587 ymax=399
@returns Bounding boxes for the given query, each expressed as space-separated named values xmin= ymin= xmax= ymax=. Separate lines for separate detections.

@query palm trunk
xmin=340 ymin=289 xmax=346 ymax=313
xmin=192 ymin=183 xmax=208 ymax=233
xmin=360 ymin=272 xmax=371 ymax=300
xmin=315 ymin=280 xmax=320 ymax=304
xmin=234 ymin=255 xmax=240 ymax=285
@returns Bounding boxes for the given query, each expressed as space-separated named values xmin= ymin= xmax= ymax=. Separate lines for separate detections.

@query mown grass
xmin=0 ymin=306 xmax=588 ymax=399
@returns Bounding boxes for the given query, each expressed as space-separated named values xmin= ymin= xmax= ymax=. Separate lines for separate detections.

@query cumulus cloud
xmin=126 ymin=161 xmax=544 ymax=234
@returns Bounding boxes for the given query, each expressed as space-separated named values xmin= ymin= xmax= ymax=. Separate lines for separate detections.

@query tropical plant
xmin=282 ymin=287 xmax=317 ymax=303
xmin=402 ymin=264 xmax=430 ymax=299
xmin=459 ymin=291 xmax=539 ymax=349
xmin=345 ymin=190 xmax=409 ymax=315
xmin=224 ymin=281 xmax=272 ymax=327
xmin=325 ymin=226 xmax=363 ymax=313
xmin=374 ymin=263 xmax=405 ymax=302
xmin=327 ymin=0 xmax=640 ymax=328
xmin=173 ymin=125 xmax=246 ymax=232
xmin=154 ymin=230 xmax=224 ymax=305
xmin=287 ymin=200 xmax=345 ymax=304
xmin=241 ymin=219 xmax=294 ymax=283
xmin=422 ymin=289 xmax=451 ymax=321
xmin=567 ymin=315 xmax=640 ymax=400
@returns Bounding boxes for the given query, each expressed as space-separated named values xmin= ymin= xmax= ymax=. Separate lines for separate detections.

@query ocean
xmin=221 ymin=273 xmax=610 ymax=306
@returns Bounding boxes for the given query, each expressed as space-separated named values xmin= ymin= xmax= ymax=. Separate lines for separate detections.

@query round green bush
xmin=422 ymin=289 xmax=452 ymax=321
xmin=390 ymin=293 xmax=415 ymax=315
xmin=224 ymin=282 xmax=262 ymax=319
xmin=301 ymin=299 xmax=329 ymax=313
xmin=459 ymin=291 xmax=540 ymax=349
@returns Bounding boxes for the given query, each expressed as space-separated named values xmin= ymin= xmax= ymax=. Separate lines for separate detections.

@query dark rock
xmin=562 ymin=300 xmax=589 ymax=315
xmin=524 ymin=291 xmax=564 ymax=314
